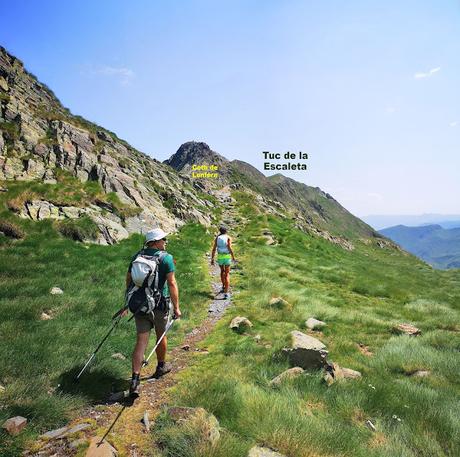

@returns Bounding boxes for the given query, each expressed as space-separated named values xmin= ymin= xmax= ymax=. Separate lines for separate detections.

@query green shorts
xmin=217 ymin=253 xmax=231 ymax=266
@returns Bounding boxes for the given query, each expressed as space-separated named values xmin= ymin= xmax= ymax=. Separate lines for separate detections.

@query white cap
xmin=144 ymin=228 xmax=169 ymax=244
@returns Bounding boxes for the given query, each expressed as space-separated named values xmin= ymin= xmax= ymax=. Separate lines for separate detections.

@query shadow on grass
xmin=58 ymin=366 xmax=127 ymax=404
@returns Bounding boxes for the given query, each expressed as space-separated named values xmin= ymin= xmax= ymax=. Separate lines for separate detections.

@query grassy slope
xmin=0 ymin=182 xmax=213 ymax=456
xmin=156 ymin=192 xmax=460 ymax=457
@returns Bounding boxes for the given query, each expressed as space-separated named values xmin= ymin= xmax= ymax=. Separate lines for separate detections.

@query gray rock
xmin=40 ymin=312 xmax=52 ymax=320
xmin=61 ymin=422 xmax=91 ymax=437
xmin=248 ymin=446 xmax=286 ymax=457
xmin=50 ymin=287 xmax=63 ymax=295
xmin=305 ymin=317 xmax=326 ymax=330
xmin=229 ymin=316 xmax=253 ymax=332
xmin=268 ymin=297 xmax=290 ymax=309
xmin=365 ymin=420 xmax=376 ymax=432
xmin=85 ymin=436 xmax=118 ymax=456
xmin=323 ymin=362 xmax=362 ymax=386
xmin=269 ymin=367 xmax=304 ymax=387
xmin=282 ymin=331 xmax=328 ymax=369
xmin=2 ymin=416 xmax=27 ymax=435
xmin=40 ymin=426 xmax=69 ymax=439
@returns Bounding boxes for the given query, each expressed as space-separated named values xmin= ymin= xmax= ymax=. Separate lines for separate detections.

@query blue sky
xmin=1 ymin=0 xmax=459 ymax=216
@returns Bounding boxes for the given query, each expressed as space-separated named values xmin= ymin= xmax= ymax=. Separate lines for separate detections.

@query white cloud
xmin=385 ymin=106 xmax=396 ymax=114
xmin=450 ymin=121 xmax=458 ymax=127
xmin=414 ymin=66 xmax=441 ymax=79
xmin=368 ymin=192 xmax=383 ymax=201
xmin=80 ymin=64 xmax=135 ymax=86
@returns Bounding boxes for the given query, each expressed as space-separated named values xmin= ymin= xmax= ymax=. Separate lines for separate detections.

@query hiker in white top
xmin=211 ymin=226 xmax=236 ymax=299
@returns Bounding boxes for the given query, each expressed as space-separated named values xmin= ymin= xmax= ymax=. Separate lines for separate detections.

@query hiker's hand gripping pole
xmin=142 ymin=315 xmax=177 ymax=368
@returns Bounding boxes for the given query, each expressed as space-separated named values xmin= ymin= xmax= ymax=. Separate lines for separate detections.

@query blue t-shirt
xmin=128 ymin=249 xmax=175 ymax=297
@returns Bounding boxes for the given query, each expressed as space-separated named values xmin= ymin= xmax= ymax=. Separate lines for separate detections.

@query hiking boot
xmin=151 ymin=362 xmax=172 ymax=379
xmin=129 ymin=374 xmax=140 ymax=398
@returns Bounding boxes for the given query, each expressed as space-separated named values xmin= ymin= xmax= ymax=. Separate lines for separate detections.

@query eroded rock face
xmin=0 ymin=47 xmax=211 ymax=236
xmin=282 ymin=331 xmax=328 ymax=370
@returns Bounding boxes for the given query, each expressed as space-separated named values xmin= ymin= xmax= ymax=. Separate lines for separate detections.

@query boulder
xmin=40 ymin=312 xmax=52 ymax=320
xmin=166 ymin=407 xmax=220 ymax=446
xmin=229 ymin=316 xmax=253 ymax=332
xmin=282 ymin=331 xmax=328 ymax=369
xmin=323 ymin=362 xmax=362 ymax=386
xmin=305 ymin=317 xmax=326 ymax=330
xmin=268 ymin=297 xmax=290 ymax=309
xmin=269 ymin=367 xmax=304 ymax=387
xmin=2 ymin=416 xmax=27 ymax=435
xmin=248 ymin=446 xmax=286 ymax=457
xmin=393 ymin=323 xmax=421 ymax=336
xmin=50 ymin=287 xmax=64 ymax=295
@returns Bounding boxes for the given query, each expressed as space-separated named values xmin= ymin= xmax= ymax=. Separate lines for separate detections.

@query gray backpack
xmin=126 ymin=250 xmax=168 ymax=315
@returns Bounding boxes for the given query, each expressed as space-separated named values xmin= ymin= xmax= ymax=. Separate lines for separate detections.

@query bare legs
xmin=132 ymin=329 xmax=167 ymax=374
xmin=220 ymin=265 xmax=230 ymax=293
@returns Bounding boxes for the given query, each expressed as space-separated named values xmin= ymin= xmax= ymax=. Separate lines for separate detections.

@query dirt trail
xmin=30 ymin=192 xmax=239 ymax=457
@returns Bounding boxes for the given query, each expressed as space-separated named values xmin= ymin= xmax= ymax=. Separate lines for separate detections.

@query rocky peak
xmin=164 ymin=141 xmax=228 ymax=172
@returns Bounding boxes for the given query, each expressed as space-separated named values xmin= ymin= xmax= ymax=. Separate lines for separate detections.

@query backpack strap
xmin=152 ymin=251 xmax=168 ymax=292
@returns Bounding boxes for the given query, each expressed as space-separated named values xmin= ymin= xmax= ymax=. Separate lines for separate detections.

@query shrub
xmin=0 ymin=220 xmax=24 ymax=239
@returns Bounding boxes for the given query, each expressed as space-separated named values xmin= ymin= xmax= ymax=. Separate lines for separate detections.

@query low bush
xmin=0 ymin=220 xmax=24 ymax=239
xmin=56 ymin=216 xmax=99 ymax=242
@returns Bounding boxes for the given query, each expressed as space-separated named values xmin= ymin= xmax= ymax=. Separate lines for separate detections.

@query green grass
xmin=0 ymin=215 xmax=212 ymax=455
xmin=3 ymin=174 xmax=141 ymax=222
xmin=155 ymin=192 xmax=460 ymax=457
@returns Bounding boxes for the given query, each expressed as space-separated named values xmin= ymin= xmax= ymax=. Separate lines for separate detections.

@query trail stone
xmin=85 ymin=437 xmax=117 ymax=456
xmin=2 ymin=416 xmax=27 ymax=435
xmin=248 ymin=446 xmax=286 ymax=457
xmin=167 ymin=407 xmax=220 ymax=446
xmin=282 ymin=331 xmax=328 ymax=369
xmin=62 ymin=423 xmax=92 ymax=437
xmin=40 ymin=312 xmax=52 ymax=320
xmin=111 ymin=353 xmax=126 ymax=360
xmin=306 ymin=317 xmax=326 ymax=330
xmin=40 ymin=426 xmax=68 ymax=439
xmin=229 ymin=316 xmax=253 ymax=332
xmin=269 ymin=367 xmax=304 ymax=387
xmin=393 ymin=323 xmax=421 ymax=336
xmin=142 ymin=411 xmax=150 ymax=432
xmin=108 ymin=391 xmax=126 ymax=403
xmin=50 ymin=287 xmax=63 ymax=295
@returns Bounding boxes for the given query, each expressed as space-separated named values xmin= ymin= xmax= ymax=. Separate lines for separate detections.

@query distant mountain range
xmin=363 ymin=214 xmax=460 ymax=230
xmin=379 ymin=224 xmax=460 ymax=269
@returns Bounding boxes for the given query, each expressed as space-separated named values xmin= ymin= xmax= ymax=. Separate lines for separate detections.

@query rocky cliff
xmin=0 ymin=47 xmax=211 ymax=244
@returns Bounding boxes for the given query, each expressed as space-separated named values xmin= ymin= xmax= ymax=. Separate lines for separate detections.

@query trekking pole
xmin=75 ymin=310 xmax=130 ymax=381
xmin=142 ymin=317 xmax=176 ymax=367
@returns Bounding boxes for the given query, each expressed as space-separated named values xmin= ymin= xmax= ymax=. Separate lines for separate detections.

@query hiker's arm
xmin=211 ymin=238 xmax=217 ymax=265
xmin=167 ymin=272 xmax=181 ymax=318
xmin=227 ymin=238 xmax=236 ymax=261
xmin=126 ymin=272 xmax=132 ymax=289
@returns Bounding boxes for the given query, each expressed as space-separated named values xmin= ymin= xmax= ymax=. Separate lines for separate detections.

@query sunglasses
xmin=161 ymin=238 xmax=168 ymax=242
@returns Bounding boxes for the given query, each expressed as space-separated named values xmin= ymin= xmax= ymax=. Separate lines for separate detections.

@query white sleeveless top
xmin=216 ymin=234 xmax=230 ymax=253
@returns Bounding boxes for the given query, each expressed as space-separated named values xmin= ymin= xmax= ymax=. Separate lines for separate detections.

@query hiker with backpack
xmin=125 ymin=228 xmax=181 ymax=397
xmin=211 ymin=226 xmax=236 ymax=299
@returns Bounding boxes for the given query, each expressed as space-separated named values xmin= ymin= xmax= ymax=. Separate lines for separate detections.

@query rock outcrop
xmin=0 ymin=46 xmax=211 ymax=241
